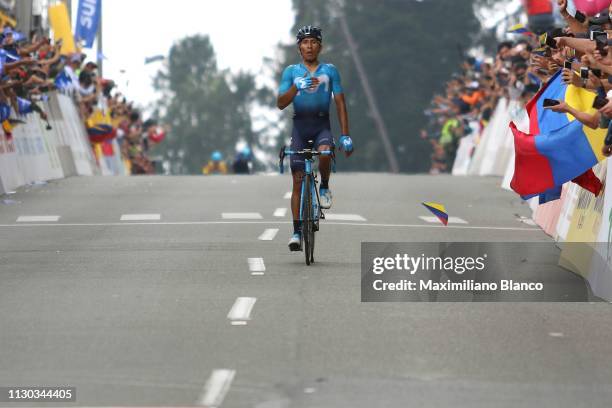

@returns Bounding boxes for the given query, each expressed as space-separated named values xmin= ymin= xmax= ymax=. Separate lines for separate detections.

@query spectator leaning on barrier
xmin=0 ymin=14 xmax=168 ymax=175
xmin=545 ymin=0 xmax=612 ymax=159
xmin=422 ymin=0 xmax=596 ymax=172
xmin=423 ymin=0 xmax=612 ymax=200
xmin=62 ymin=53 xmax=82 ymax=95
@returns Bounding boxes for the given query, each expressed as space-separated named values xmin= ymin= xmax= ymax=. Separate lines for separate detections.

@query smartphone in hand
xmin=543 ymin=98 xmax=561 ymax=107
xmin=595 ymin=35 xmax=608 ymax=57
xmin=593 ymin=95 xmax=609 ymax=109
xmin=580 ymin=67 xmax=590 ymax=80
xmin=545 ymin=35 xmax=557 ymax=49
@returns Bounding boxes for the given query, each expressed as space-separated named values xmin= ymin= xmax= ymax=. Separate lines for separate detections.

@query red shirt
xmin=523 ymin=0 xmax=552 ymax=15
xmin=101 ymin=140 xmax=114 ymax=156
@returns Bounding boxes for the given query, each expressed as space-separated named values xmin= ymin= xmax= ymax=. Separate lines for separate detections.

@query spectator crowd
xmin=0 ymin=18 xmax=167 ymax=175
xmin=422 ymin=0 xmax=612 ymax=177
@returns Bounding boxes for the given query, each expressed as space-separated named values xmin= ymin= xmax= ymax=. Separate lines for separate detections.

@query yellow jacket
xmin=202 ymin=161 xmax=228 ymax=175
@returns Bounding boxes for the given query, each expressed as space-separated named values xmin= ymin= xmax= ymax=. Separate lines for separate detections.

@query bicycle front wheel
xmin=310 ymin=179 xmax=317 ymax=264
xmin=303 ymin=175 xmax=312 ymax=266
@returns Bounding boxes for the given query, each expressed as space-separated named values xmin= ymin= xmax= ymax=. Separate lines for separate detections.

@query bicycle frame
xmin=299 ymin=153 xmax=321 ymax=225
xmin=279 ymin=145 xmax=335 ymax=264
xmin=280 ymin=147 xmax=333 ymax=223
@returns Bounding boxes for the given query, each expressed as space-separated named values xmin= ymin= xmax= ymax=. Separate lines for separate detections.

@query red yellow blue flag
xmin=422 ymin=202 xmax=448 ymax=226
xmin=508 ymin=24 xmax=532 ymax=36
xmin=509 ymin=70 xmax=605 ymax=198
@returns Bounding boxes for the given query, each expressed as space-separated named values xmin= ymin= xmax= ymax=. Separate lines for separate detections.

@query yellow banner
xmin=0 ymin=11 xmax=16 ymax=28
xmin=48 ymin=2 xmax=76 ymax=55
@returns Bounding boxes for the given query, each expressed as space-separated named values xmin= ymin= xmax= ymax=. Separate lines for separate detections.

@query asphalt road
xmin=1 ymin=174 xmax=612 ymax=407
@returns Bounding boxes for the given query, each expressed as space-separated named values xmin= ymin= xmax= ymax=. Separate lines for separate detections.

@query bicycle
xmin=279 ymin=143 xmax=335 ymax=266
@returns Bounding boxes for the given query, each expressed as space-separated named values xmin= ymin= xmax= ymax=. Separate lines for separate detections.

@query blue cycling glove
xmin=293 ymin=76 xmax=313 ymax=91
xmin=339 ymin=135 xmax=353 ymax=153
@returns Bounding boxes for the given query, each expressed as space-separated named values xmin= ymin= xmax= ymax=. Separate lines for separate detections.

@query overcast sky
xmin=77 ymin=0 xmax=295 ymax=109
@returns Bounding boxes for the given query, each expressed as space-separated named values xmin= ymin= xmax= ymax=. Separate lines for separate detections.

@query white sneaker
xmin=288 ymin=233 xmax=301 ymax=251
xmin=319 ymin=188 xmax=333 ymax=209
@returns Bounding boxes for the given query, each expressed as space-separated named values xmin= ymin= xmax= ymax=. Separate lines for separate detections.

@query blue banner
xmin=74 ymin=0 xmax=101 ymax=49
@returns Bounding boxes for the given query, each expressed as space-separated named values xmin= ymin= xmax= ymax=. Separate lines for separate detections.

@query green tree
xmin=154 ymin=35 xmax=260 ymax=174
xmin=277 ymin=0 xmax=482 ymax=173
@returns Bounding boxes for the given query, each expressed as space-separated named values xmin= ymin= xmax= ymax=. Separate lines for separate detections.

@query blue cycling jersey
xmin=279 ymin=63 xmax=343 ymax=115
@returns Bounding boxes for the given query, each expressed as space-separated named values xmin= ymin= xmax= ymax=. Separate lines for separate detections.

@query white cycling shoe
xmin=319 ymin=188 xmax=333 ymax=209
xmin=288 ymin=233 xmax=302 ymax=252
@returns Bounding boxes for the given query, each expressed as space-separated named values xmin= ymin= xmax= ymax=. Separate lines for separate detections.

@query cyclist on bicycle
xmin=277 ymin=25 xmax=354 ymax=251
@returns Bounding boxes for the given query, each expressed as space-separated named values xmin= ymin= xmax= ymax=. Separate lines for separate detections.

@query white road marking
xmin=258 ymin=228 xmax=279 ymax=241
xmin=120 ymin=214 xmax=161 ymax=221
xmin=248 ymin=257 xmax=266 ymax=275
xmin=197 ymin=369 xmax=236 ymax=407
xmin=274 ymin=208 xmax=288 ymax=217
xmin=325 ymin=213 xmax=367 ymax=222
xmin=222 ymin=212 xmax=263 ymax=220
xmin=16 ymin=215 xmax=60 ymax=222
xmin=284 ymin=192 xmax=292 ymax=199
xmin=517 ymin=217 xmax=537 ymax=226
xmin=227 ymin=297 xmax=257 ymax=324
xmin=419 ymin=216 xmax=468 ymax=224
xmin=0 ymin=221 xmax=541 ymax=232
xmin=548 ymin=332 xmax=565 ymax=338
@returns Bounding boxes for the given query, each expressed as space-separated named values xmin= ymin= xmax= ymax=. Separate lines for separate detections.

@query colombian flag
xmin=508 ymin=24 xmax=532 ymax=36
xmin=509 ymin=70 xmax=605 ymax=199
xmin=87 ymin=124 xmax=116 ymax=143
xmin=422 ymin=202 xmax=449 ymax=226
xmin=86 ymin=109 xmax=116 ymax=143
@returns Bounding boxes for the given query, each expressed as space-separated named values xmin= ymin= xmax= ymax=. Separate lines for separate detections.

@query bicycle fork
xmin=299 ymin=160 xmax=321 ymax=230
xmin=298 ymin=160 xmax=311 ymax=226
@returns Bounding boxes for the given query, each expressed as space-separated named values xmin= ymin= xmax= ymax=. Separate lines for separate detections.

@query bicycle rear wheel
xmin=303 ymin=175 xmax=312 ymax=266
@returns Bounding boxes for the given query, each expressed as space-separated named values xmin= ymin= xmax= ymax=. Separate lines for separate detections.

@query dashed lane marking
xmin=258 ymin=229 xmax=279 ymax=241
xmin=197 ymin=369 xmax=236 ymax=407
xmin=120 ymin=214 xmax=161 ymax=221
xmin=227 ymin=297 xmax=257 ymax=325
xmin=419 ymin=216 xmax=468 ymax=224
xmin=16 ymin=215 xmax=60 ymax=222
xmin=221 ymin=213 xmax=263 ymax=220
xmin=248 ymin=258 xmax=266 ymax=275
xmin=325 ymin=213 xmax=367 ymax=222
xmin=274 ymin=208 xmax=288 ymax=217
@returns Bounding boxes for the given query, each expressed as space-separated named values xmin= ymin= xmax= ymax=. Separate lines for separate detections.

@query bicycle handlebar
xmin=279 ymin=146 xmax=335 ymax=174
xmin=283 ymin=149 xmax=333 ymax=156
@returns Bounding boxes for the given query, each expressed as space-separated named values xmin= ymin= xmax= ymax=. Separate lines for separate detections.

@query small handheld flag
xmin=508 ymin=24 xmax=532 ymax=36
xmin=422 ymin=202 xmax=449 ymax=226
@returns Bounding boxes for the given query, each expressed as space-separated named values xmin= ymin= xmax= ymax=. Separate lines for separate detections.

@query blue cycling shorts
xmin=290 ymin=117 xmax=335 ymax=172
